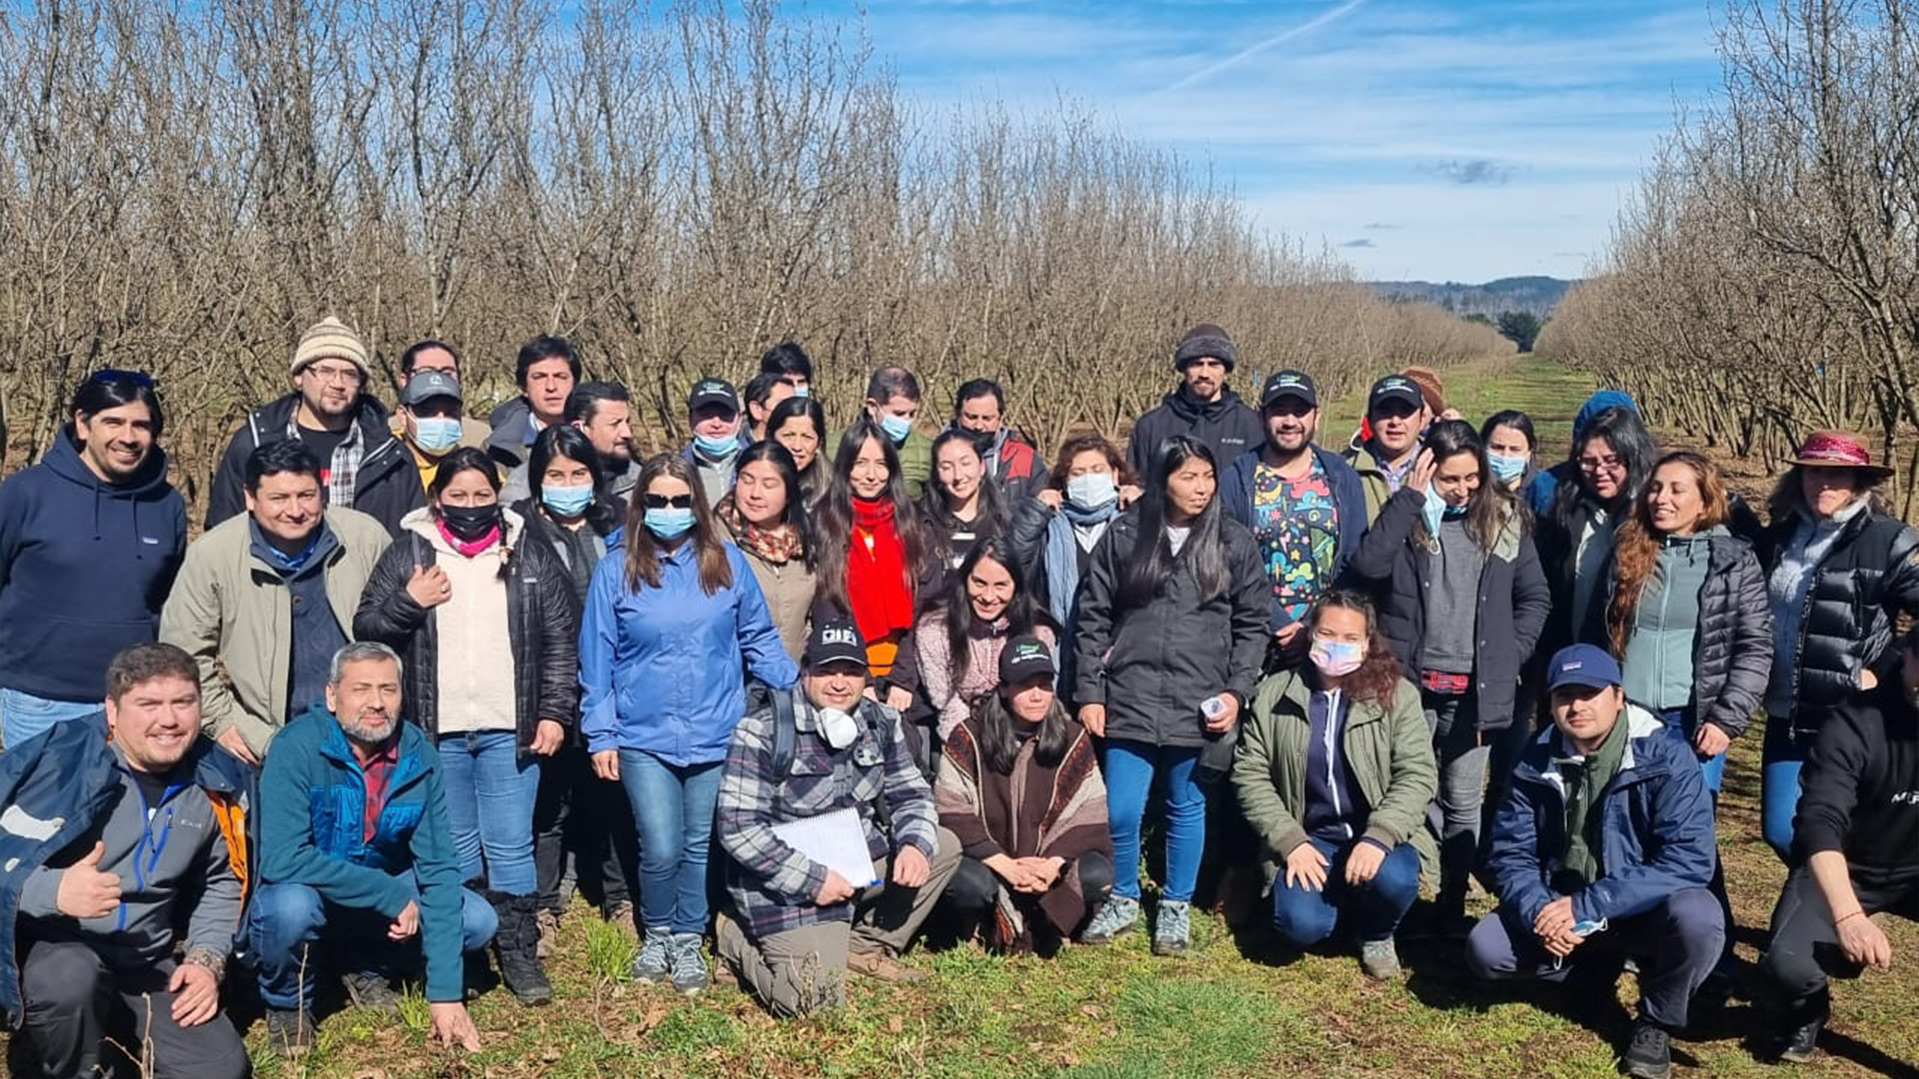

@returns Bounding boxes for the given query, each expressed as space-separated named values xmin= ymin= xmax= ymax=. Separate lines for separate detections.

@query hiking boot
xmin=1080 ymin=895 xmax=1140 ymax=945
xmin=670 ymin=932 xmax=710 ymax=996
xmin=1359 ymin=939 xmax=1402 ymax=981
xmin=265 ymin=1006 xmax=315 ymax=1059
xmin=1152 ymin=899 xmax=1192 ymax=957
xmin=604 ymin=898 xmax=637 ymax=933
xmin=1779 ymin=1014 xmax=1824 ymax=1064
xmin=340 ymin=970 xmax=400 ymax=1015
xmin=1622 ymin=1021 xmax=1671 ymax=1079
xmin=536 ymin=907 xmax=563 ymax=959
xmin=489 ymin=891 xmax=554 ymax=1006
xmin=847 ymin=947 xmax=927 ymax=984
xmin=634 ymin=927 xmax=672 ymax=983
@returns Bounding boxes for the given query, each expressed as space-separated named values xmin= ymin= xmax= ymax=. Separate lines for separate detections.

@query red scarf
xmin=847 ymin=496 xmax=915 ymax=643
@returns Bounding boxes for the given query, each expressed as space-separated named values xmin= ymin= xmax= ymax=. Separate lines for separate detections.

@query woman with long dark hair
xmin=354 ymin=447 xmax=579 ymax=1005
xmin=766 ymin=395 xmax=829 ymax=505
xmin=920 ymin=429 xmax=1008 ymax=572
xmin=935 ymin=636 xmax=1112 ymax=954
xmin=1233 ymin=590 xmax=1434 ymax=978
xmin=513 ymin=425 xmax=637 ymax=950
xmin=812 ymin=418 xmax=936 ymax=707
xmin=716 ymin=441 xmax=816 ymax=660
xmin=1074 ymin=436 xmax=1267 ymax=956
xmin=908 ymin=538 xmax=1056 ymax=741
xmin=579 ymin=453 xmax=796 ymax=995
xmin=1757 ymin=430 xmax=1919 ymax=859
xmin=1534 ymin=406 xmax=1658 ymax=675
xmin=1347 ymin=419 xmax=1550 ymax=933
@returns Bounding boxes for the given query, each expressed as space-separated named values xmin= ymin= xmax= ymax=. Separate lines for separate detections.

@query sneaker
xmin=669 ymin=933 xmax=710 ymax=996
xmin=1779 ymin=1014 xmax=1824 ymax=1064
xmin=536 ymin=908 xmax=563 ymax=959
xmin=1359 ymin=939 xmax=1402 ymax=981
xmin=265 ymin=1006 xmax=315 ymax=1059
xmin=1622 ymin=1021 xmax=1671 ymax=1079
xmin=340 ymin=970 xmax=400 ymax=1015
xmin=633 ymin=928 xmax=672 ymax=983
xmin=1080 ymin=895 xmax=1141 ymax=945
xmin=1151 ymin=899 xmax=1191 ymax=957
xmin=604 ymin=898 xmax=636 ymax=931
xmin=847 ymin=947 xmax=928 ymax=984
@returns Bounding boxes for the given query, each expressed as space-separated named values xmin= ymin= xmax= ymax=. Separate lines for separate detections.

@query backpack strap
xmin=771 ymin=687 xmax=798 ymax=778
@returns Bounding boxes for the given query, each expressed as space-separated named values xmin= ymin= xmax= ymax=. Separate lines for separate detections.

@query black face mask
xmin=439 ymin=503 xmax=500 ymax=541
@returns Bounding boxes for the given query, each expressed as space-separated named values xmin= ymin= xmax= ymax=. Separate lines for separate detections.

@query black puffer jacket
xmin=1759 ymin=507 xmax=1919 ymax=732
xmin=1125 ymin=387 xmax=1263 ymax=479
xmin=1581 ymin=532 xmax=1773 ymax=737
xmin=1346 ymin=487 xmax=1551 ymax=733
xmin=1072 ymin=511 xmax=1269 ymax=747
xmin=354 ymin=507 xmax=581 ymax=749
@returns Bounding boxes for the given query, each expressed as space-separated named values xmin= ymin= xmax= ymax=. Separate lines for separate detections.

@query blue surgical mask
xmin=878 ymin=413 xmax=913 ymax=445
xmin=1065 ymin=472 xmax=1119 ymax=511
xmin=412 ymin=416 xmax=462 ymax=455
xmin=540 ymin=482 xmax=594 ymax=518
xmin=1421 ymin=483 xmax=1448 ymax=534
xmin=792 ymin=386 xmax=811 ymax=399
xmin=1489 ymin=452 xmax=1528 ymax=483
xmin=644 ymin=507 xmax=695 ymax=539
xmin=693 ymin=433 xmax=739 ymax=460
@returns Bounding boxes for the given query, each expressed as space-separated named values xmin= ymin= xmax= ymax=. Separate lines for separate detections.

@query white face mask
xmin=817 ymin=706 xmax=859 ymax=750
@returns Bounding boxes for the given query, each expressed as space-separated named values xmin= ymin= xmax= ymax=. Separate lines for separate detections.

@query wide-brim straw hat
xmin=1791 ymin=429 xmax=1895 ymax=480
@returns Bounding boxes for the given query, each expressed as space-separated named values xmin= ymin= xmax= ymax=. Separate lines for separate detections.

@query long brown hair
xmin=1605 ymin=452 xmax=1728 ymax=656
xmin=1306 ymin=589 xmax=1402 ymax=706
xmin=812 ymin=418 xmax=932 ymax=613
xmin=1415 ymin=419 xmax=1520 ymax=552
xmin=1765 ymin=463 xmax=1890 ymax=523
xmin=623 ymin=452 xmax=733 ymax=595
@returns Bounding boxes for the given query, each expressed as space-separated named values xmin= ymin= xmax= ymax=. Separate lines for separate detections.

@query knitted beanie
xmin=1173 ymin=323 xmax=1237 ymax=371
xmin=1401 ymin=365 xmax=1445 ymax=415
xmin=291 ymin=317 xmax=371 ymax=378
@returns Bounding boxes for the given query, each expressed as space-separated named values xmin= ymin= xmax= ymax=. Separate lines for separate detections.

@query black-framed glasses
xmin=89 ymin=368 xmax=155 ymax=390
xmin=642 ymin=493 xmax=694 ymax=510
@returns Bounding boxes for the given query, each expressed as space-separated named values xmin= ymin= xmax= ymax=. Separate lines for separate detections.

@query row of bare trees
xmin=0 ymin=0 xmax=1510 ymax=508
xmin=1539 ymin=0 xmax=1919 ymax=513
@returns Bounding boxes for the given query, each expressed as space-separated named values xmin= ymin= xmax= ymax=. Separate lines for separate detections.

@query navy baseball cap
xmin=1367 ymin=374 xmax=1423 ymax=414
xmin=1545 ymin=644 xmax=1622 ymax=692
xmin=1261 ymin=369 xmax=1318 ymax=410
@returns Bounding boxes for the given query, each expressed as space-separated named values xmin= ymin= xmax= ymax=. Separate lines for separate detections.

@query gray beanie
xmin=1173 ymin=323 xmax=1237 ymax=372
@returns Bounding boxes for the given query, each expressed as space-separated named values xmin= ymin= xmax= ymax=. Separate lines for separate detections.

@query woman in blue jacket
xmin=581 ymin=452 xmax=797 ymax=995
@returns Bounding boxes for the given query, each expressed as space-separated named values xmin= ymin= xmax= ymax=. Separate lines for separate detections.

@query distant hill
xmin=1367 ymin=276 xmax=1575 ymax=319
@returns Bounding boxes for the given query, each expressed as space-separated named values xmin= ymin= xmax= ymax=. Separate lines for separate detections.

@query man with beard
xmin=0 ymin=371 xmax=186 ymax=748
xmin=0 ymin=643 xmax=251 ymax=1079
xmin=1125 ymin=323 xmax=1263 ymax=480
xmin=1345 ymin=374 xmax=1429 ymax=522
xmin=499 ymin=381 xmax=640 ymax=505
xmin=1221 ymin=370 xmax=1368 ymax=665
xmin=951 ymin=378 xmax=1051 ymax=504
xmin=205 ymin=317 xmax=424 ymax=536
xmin=249 ymin=642 xmax=495 ymax=1058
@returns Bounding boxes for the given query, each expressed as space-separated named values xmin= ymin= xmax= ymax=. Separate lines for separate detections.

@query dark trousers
xmin=1761 ymin=864 xmax=1919 ymax=1017
xmin=533 ymin=745 xmax=636 ymax=914
xmin=16 ymin=939 xmax=250 ymax=1079
xmin=1466 ymin=888 xmax=1724 ymax=1030
xmin=943 ymin=853 xmax=1114 ymax=941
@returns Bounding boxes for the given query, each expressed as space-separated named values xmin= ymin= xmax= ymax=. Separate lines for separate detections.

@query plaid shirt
xmin=717 ymin=690 xmax=939 ymax=939
xmin=289 ymin=414 xmax=365 ymax=510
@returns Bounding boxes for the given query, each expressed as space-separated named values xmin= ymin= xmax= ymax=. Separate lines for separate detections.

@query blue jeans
xmin=248 ymin=880 xmax=497 ymax=1010
xmin=618 ymin=750 xmax=724 ymax=934
xmin=1271 ymin=838 xmax=1421 ymax=946
xmin=1762 ymin=716 xmax=1814 ymax=861
xmin=0 ymin=689 xmax=101 ymax=750
xmin=1657 ymin=706 xmax=1726 ymax=793
xmin=1103 ymin=740 xmax=1205 ymax=903
xmin=436 ymin=730 xmax=540 ymax=894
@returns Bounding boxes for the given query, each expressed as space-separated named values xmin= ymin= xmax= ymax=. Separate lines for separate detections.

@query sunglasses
xmin=90 ymin=368 xmax=156 ymax=390
xmin=642 ymin=494 xmax=694 ymax=510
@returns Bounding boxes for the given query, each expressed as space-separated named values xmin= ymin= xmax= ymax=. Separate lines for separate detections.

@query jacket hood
xmin=1163 ymin=386 xmax=1249 ymax=424
xmin=1527 ymin=701 xmax=1666 ymax=795
xmin=44 ymin=426 xmax=173 ymax=498
xmin=402 ymin=503 xmax=528 ymax=552
xmin=1573 ymin=390 xmax=1637 ymax=441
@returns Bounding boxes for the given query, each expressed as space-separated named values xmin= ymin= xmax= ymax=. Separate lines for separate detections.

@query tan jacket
xmin=160 ymin=507 xmax=391 ymax=757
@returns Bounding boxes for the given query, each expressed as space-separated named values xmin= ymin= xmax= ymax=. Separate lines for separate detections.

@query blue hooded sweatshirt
xmin=0 ymin=430 xmax=186 ymax=701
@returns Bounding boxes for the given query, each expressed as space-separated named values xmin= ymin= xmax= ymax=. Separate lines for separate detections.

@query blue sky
xmin=803 ymin=0 xmax=1722 ymax=283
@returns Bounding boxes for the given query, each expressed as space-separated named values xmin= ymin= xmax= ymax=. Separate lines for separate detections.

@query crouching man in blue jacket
xmin=248 ymin=641 xmax=495 ymax=1058
xmin=1467 ymin=644 xmax=1723 ymax=1079
xmin=0 ymin=642 xmax=252 ymax=1079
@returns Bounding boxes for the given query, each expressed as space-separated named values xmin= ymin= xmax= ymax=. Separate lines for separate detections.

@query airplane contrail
xmin=1159 ymin=0 xmax=1373 ymax=94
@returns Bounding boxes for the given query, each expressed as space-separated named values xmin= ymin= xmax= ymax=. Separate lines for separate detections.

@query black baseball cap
xmin=1367 ymin=374 xmax=1423 ymax=414
xmin=804 ymin=618 xmax=868 ymax=670
xmin=998 ymin=635 xmax=1057 ymax=684
xmin=687 ymin=377 xmax=740 ymax=414
xmin=1261 ymin=369 xmax=1318 ymax=410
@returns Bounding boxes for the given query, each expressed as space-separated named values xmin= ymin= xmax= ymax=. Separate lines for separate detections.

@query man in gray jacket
xmin=1 ymin=642 xmax=251 ymax=1079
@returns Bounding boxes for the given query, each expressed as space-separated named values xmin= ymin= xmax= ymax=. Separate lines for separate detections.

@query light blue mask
xmin=792 ymin=386 xmax=811 ymax=399
xmin=694 ymin=433 xmax=739 ymax=460
xmin=412 ymin=416 xmax=463 ymax=455
xmin=540 ymin=483 xmax=594 ymax=517
xmin=878 ymin=413 xmax=913 ymax=445
xmin=1066 ymin=472 xmax=1119 ymax=511
xmin=1421 ymin=483 xmax=1450 ymax=534
xmin=1489 ymin=452 xmax=1528 ymax=483
xmin=644 ymin=507 xmax=695 ymax=539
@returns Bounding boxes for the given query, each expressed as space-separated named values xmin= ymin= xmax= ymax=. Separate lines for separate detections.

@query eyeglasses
xmin=304 ymin=363 xmax=363 ymax=384
xmin=642 ymin=494 xmax=693 ymax=509
xmin=89 ymin=368 xmax=155 ymax=389
xmin=1577 ymin=454 xmax=1626 ymax=473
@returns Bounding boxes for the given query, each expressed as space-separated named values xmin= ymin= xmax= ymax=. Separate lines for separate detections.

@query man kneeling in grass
xmin=715 ymin=618 xmax=960 ymax=1017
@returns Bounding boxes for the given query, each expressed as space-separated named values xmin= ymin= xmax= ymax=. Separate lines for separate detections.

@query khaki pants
xmin=720 ymin=827 xmax=961 ymax=1017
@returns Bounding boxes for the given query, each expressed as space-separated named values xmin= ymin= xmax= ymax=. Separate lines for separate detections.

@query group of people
xmin=0 ymin=316 xmax=1916 ymax=1079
